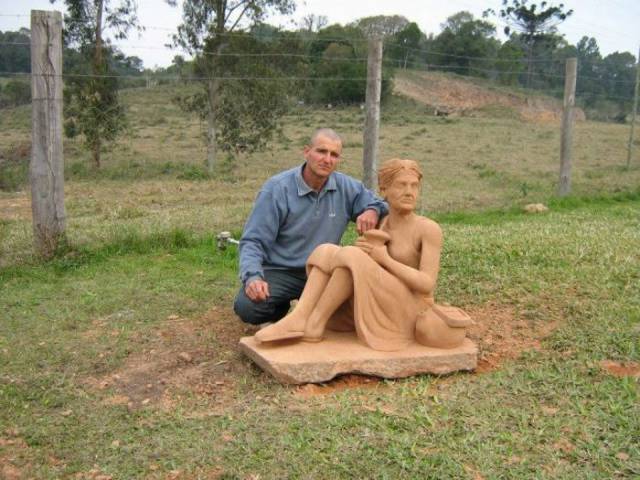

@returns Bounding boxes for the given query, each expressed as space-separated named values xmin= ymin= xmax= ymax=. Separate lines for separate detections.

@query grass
xmin=1 ymin=82 xmax=639 ymax=478
xmin=1 ymin=196 xmax=638 ymax=478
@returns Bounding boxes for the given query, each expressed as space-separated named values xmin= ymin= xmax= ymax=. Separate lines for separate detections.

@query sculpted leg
xmin=303 ymin=267 xmax=354 ymax=341
xmin=255 ymin=267 xmax=329 ymax=342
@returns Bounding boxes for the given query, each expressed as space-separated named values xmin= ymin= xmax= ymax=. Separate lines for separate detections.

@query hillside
xmin=393 ymin=70 xmax=585 ymax=123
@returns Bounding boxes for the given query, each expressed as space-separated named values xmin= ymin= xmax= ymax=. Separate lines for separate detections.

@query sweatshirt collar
xmin=295 ymin=163 xmax=337 ymax=196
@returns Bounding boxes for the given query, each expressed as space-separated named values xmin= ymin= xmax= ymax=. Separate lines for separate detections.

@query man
xmin=234 ymin=128 xmax=387 ymax=326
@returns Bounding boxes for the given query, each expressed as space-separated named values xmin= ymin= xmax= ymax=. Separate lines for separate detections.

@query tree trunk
xmin=93 ymin=0 xmax=104 ymax=169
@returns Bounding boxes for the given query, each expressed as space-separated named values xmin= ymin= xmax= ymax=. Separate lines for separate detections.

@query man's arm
xmin=350 ymin=181 xmax=388 ymax=233
xmin=238 ymin=188 xmax=283 ymax=300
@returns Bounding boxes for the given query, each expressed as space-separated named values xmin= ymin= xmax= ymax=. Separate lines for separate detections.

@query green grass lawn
xmin=1 ymin=195 xmax=638 ymax=479
xmin=1 ymin=82 xmax=639 ymax=478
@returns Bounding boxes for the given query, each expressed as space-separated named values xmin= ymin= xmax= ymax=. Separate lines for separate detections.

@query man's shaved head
xmin=310 ymin=128 xmax=342 ymax=146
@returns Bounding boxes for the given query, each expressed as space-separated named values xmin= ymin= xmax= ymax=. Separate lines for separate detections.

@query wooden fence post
xmin=558 ymin=57 xmax=577 ymax=197
xmin=30 ymin=10 xmax=66 ymax=257
xmin=362 ymin=36 xmax=383 ymax=190
xmin=627 ymin=45 xmax=639 ymax=169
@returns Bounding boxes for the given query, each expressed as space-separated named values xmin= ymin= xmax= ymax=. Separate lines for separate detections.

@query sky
xmin=1 ymin=0 xmax=639 ymax=69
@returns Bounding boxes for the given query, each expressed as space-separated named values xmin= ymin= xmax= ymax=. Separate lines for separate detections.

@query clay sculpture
xmin=255 ymin=158 xmax=473 ymax=351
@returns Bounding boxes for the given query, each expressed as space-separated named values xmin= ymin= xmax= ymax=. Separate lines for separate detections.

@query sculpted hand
xmin=356 ymin=209 xmax=379 ymax=234
xmin=355 ymin=238 xmax=390 ymax=265
xmin=245 ymin=279 xmax=270 ymax=302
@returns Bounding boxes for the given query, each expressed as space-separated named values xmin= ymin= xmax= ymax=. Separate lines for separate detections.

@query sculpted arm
xmin=358 ymin=220 xmax=442 ymax=295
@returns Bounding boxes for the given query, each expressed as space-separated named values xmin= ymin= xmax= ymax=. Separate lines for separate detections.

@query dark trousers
xmin=233 ymin=268 xmax=307 ymax=325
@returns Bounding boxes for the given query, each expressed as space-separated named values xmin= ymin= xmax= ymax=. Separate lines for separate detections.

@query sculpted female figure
xmin=255 ymin=158 xmax=443 ymax=351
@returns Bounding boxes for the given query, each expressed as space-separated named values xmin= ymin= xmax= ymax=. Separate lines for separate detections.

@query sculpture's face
xmin=303 ymin=134 xmax=342 ymax=181
xmin=383 ymin=171 xmax=420 ymax=212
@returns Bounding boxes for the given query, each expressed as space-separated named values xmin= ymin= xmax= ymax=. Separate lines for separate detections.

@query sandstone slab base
xmin=239 ymin=331 xmax=478 ymax=384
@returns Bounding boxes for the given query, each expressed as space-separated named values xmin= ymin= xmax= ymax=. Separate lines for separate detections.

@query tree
xmin=484 ymin=0 xmax=573 ymax=87
xmin=299 ymin=13 xmax=328 ymax=33
xmin=0 ymin=29 xmax=31 ymax=73
xmin=431 ymin=11 xmax=498 ymax=76
xmin=601 ymin=51 xmax=636 ymax=118
xmin=352 ymin=15 xmax=409 ymax=38
xmin=168 ymin=0 xmax=296 ymax=172
xmin=388 ymin=22 xmax=424 ymax=69
xmin=306 ymin=24 xmax=393 ymax=105
xmin=575 ymin=36 xmax=603 ymax=106
xmin=52 ymin=0 xmax=139 ymax=168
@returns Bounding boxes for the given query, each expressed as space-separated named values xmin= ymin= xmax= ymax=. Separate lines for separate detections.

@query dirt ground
xmin=82 ymin=301 xmax=570 ymax=408
xmin=394 ymin=71 xmax=586 ymax=123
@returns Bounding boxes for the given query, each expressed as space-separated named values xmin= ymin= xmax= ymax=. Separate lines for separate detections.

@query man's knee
xmin=233 ymin=289 xmax=262 ymax=325
xmin=233 ymin=288 xmax=288 ymax=325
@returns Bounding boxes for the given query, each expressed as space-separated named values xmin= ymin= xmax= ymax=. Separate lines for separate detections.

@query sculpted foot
xmin=254 ymin=313 xmax=306 ymax=343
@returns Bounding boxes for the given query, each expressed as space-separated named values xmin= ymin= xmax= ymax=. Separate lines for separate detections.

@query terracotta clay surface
xmin=243 ymin=159 xmax=478 ymax=382
xmin=240 ymin=331 xmax=477 ymax=384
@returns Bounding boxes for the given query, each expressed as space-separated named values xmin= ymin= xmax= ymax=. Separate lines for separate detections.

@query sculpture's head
xmin=378 ymin=159 xmax=423 ymax=213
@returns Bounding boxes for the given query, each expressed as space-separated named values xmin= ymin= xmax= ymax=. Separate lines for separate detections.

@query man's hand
xmin=356 ymin=209 xmax=379 ymax=234
xmin=245 ymin=279 xmax=270 ymax=302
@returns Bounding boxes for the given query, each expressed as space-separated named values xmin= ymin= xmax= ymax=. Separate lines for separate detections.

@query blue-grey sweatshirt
xmin=238 ymin=164 xmax=388 ymax=285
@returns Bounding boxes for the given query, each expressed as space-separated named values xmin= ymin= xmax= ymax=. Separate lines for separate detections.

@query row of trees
xmin=1 ymin=0 xmax=638 ymax=170
xmin=381 ymin=8 xmax=637 ymax=119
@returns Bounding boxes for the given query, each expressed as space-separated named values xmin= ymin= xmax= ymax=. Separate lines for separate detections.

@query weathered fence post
xmin=558 ymin=57 xmax=577 ymax=197
xmin=30 ymin=10 xmax=66 ymax=257
xmin=362 ymin=36 xmax=383 ymax=190
xmin=627 ymin=45 xmax=640 ymax=169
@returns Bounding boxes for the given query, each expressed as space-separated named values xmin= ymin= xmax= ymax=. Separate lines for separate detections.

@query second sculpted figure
xmin=256 ymin=158 xmax=473 ymax=351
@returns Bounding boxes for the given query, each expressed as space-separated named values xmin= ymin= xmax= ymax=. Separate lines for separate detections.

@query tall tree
xmin=601 ymin=51 xmax=636 ymax=117
xmin=0 ymin=29 xmax=32 ymax=73
xmin=352 ymin=15 xmax=409 ymax=38
xmin=388 ymin=22 xmax=424 ymax=69
xmin=431 ymin=11 xmax=498 ymax=76
xmin=52 ymin=0 xmax=139 ymax=168
xmin=484 ymin=0 xmax=573 ymax=87
xmin=299 ymin=13 xmax=328 ymax=33
xmin=168 ymin=0 xmax=295 ymax=172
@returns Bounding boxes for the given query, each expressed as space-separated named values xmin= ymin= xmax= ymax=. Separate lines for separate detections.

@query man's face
xmin=303 ymin=135 xmax=342 ymax=181
xmin=382 ymin=171 xmax=420 ymax=213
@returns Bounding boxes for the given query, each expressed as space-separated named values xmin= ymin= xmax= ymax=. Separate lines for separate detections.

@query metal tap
xmin=217 ymin=231 xmax=240 ymax=250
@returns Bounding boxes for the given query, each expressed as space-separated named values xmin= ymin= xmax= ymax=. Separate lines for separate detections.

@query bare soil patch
xmin=394 ymin=71 xmax=585 ymax=123
xmin=85 ymin=306 xmax=255 ymax=411
xmin=599 ymin=360 xmax=640 ymax=378
xmin=466 ymin=302 xmax=558 ymax=373
xmin=294 ymin=374 xmax=383 ymax=398
xmin=84 ymin=302 xmax=557 ymax=405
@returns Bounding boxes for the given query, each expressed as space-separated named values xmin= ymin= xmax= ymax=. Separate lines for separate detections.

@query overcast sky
xmin=2 ymin=0 xmax=638 ymax=69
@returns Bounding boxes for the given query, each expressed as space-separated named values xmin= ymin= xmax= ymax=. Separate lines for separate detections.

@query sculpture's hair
xmin=378 ymin=158 xmax=423 ymax=190
xmin=310 ymin=128 xmax=342 ymax=146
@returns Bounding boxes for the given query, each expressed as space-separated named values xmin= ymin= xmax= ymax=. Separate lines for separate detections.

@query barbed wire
xmin=2 ymin=69 xmax=633 ymax=103
xmin=2 ymin=41 xmax=637 ymax=87
xmin=2 ymin=63 xmax=636 ymax=92
xmin=0 ymin=36 xmax=593 ymax=67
